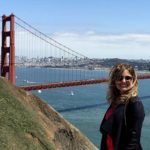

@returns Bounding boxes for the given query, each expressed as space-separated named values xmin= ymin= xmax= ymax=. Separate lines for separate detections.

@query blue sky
xmin=1 ymin=0 xmax=150 ymax=59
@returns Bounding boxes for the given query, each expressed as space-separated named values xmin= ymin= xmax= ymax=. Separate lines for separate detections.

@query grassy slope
xmin=0 ymin=77 xmax=98 ymax=150
xmin=0 ymin=78 xmax=55 ymax=150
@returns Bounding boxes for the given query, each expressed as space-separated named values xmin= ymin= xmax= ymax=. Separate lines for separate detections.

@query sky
xmin=1 ymin=0 xmax=150 ymax=59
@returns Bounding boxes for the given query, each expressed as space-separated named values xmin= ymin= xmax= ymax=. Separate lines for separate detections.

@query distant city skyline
xmin=1 ymin=0 xmax=150 ymax=59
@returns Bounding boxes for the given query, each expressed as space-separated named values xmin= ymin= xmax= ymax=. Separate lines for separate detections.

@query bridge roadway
xmin=19 ymin=74 xmax=150 ymax=91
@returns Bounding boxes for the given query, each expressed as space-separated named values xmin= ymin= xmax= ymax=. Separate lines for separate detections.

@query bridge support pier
xmin=1 ymin=14 xmax=15 ymax=84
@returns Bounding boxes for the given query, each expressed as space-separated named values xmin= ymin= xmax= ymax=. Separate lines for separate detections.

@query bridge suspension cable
xmin=15 ymin=15 xmax=88 ymax=59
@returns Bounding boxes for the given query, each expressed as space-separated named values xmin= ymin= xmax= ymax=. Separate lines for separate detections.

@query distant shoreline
xmin=16 ymin=65 xmax=150 ymax=73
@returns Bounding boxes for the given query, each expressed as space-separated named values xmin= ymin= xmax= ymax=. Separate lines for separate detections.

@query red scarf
xmin=105 ymin=107 xmax=115 ymax=150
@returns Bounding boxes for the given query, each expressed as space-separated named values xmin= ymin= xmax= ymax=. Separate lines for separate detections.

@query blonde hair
xmin=107 ymin=63 xmax=138 ymax=107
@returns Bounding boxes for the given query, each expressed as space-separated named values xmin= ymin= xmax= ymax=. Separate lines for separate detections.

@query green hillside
xmin=0 ymin=77 xmax=97 ymax=150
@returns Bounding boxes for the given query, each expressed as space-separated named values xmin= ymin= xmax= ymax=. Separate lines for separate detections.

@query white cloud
xmin=9 ymin=29 xmax=150 ymax=59
xmin=51 ymin=32 xmax=150 ymax=59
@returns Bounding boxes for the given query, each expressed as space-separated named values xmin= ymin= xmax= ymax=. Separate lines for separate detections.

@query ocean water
xmin=16 ymin=67 xmax=150 ymax=149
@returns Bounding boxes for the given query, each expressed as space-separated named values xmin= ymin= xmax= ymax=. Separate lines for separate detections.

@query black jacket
xmin=100 ymin=96 xmax=145 ymax=150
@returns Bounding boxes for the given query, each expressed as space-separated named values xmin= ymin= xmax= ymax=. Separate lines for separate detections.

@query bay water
xmin=16 ymin=67 xmax=150 ymax=149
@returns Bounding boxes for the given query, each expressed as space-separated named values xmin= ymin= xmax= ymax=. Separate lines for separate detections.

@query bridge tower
xmin=1 ymin=14 xmax=15 ymax=84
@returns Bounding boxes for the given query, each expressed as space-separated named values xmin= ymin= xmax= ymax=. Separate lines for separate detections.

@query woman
xmin=100 ymin=63 xmax=145 ymax=150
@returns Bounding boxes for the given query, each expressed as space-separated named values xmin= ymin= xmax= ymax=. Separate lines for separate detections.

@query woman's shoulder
xmin=129 ymin=96 xmax=140 ymax=102
xmin=127 ymin=96 xmax=145 ymax=118
xmin=128 ymin=96 xmax=143 ymax=106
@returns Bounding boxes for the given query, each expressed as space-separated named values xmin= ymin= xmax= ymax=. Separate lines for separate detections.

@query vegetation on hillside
xmin=0 ymin=78 xmax=55 ymax=150
xmin=0 ymin=77 xmax=97 ymax=150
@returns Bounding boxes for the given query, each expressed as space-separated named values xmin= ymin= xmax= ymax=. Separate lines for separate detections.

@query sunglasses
xmin=117 ymin=76 xmax=133 ymax=81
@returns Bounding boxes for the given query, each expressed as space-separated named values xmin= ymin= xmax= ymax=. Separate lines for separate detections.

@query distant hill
xmin=89 ymin=58 xmax=150 ymax=70
xmin=0 ymin=77 xmax=97 ymax=150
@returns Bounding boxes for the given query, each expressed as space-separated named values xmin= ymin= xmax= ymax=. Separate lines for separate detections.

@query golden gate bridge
xmin=1 ymin=14 xmax=150 ymax=91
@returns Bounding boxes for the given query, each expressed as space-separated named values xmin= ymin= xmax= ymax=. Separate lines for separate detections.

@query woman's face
xmin=115 ymin=69 xmax=134 ymax=94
